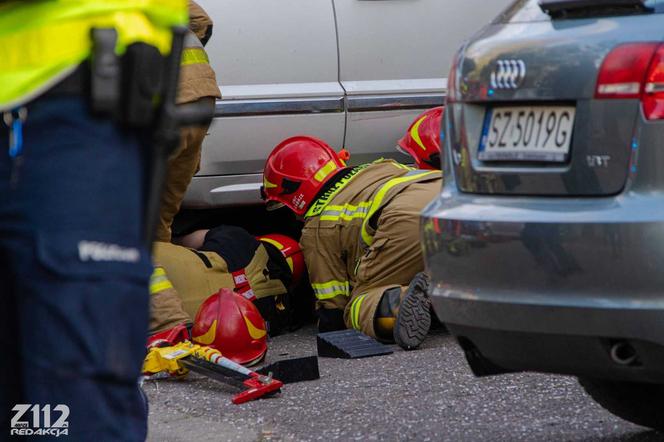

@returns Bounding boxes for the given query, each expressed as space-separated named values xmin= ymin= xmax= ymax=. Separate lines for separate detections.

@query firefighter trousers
xmin=155 ymin=97 xmax=214 ymax=242
xmin=342 ymin=181 xmax=439 ymax=338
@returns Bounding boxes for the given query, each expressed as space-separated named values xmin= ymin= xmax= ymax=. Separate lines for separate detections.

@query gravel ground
xmin=144 ymin=327 xmax=664 ymax=442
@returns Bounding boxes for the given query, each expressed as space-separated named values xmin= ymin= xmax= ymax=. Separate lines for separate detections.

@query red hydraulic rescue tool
xmin=143 ymin=324 xmax=283 ymax=404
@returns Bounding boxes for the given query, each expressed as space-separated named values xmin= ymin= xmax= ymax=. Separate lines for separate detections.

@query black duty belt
xmin=43 ymin=65 xmax=87 ymax=98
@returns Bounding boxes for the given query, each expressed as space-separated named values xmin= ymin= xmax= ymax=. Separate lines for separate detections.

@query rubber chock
xmin=317 ymin=329 xmax=393 ymax=359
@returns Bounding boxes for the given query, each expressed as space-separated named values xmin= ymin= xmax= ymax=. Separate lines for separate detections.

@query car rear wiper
xmin=539 ymin=0 xmax=652 ymax=18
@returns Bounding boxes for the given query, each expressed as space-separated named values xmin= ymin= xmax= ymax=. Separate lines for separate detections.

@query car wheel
xmin=578 ymin=377 xmax=664 ymax=432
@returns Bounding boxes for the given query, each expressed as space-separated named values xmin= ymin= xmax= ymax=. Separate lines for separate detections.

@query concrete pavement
xmin=144 ymin=327 xmax=663 ymax=442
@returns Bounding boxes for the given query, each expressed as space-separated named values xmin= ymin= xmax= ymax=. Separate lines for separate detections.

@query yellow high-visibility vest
xmin=0 ymin=0 xmax=188 ymax=110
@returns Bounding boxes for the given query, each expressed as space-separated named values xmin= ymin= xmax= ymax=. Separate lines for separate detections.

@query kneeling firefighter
xmin=261 ymin=136 xmax=442 ymax=350
xmin=149 ymin=226 xmax=304 ymax=362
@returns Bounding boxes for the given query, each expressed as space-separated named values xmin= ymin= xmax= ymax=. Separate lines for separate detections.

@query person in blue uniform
xmin=0 ymin=2 xmax=190 ymax=440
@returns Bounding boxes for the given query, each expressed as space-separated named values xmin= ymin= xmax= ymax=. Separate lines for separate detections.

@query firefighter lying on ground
xmin=150 ymin=225 xmax=305 ymax=363
xmin=260 ymin=136 xmax=443 ymax=350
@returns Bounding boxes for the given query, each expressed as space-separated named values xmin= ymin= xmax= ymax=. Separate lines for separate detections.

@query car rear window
xmin=494 ymin=0 xmax=661 ymax=22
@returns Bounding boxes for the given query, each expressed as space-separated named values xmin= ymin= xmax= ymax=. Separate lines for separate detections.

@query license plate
xmin=479 ymin=106 xmax=575 ymax=162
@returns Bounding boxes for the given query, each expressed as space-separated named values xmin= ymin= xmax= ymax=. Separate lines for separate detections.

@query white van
xmin=185 ymin=0 xmax=510 ymax=208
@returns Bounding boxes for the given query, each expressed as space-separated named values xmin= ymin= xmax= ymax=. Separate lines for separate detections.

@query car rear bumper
xmin=436 ymin=301 xmax=664 ymax=383
xmin=421 ymin=190 xmax=664 ymax=380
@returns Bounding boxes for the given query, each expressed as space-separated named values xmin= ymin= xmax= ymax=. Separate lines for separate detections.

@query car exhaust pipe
xmin=609 ymin=341 xmax=639 ymax=366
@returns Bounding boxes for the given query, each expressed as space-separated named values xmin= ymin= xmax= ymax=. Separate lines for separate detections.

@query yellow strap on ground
xmin=312 ymin=280 xmax=350 ymax=300
xmin=181 ymin=48 xmax=209 ymax=66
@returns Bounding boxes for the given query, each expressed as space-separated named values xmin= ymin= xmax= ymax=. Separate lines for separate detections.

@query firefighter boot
xmin=374 ymin=272 xmax=431 ymax=350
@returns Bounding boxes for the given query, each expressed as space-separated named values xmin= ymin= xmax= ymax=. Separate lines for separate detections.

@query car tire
xmin=578 ymin=377 xmax=664 ymax=432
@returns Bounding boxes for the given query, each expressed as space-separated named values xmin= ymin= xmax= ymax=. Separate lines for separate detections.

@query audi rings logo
xmin=490 ymin=59 xmax=527 ymax=90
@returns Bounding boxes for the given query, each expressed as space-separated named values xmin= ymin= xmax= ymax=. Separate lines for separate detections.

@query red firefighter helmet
xmin=397 ymin=106 xmax=444 ymax=170
xmin=261 ymin=136 xmax=348 ymax=216
xmin=191 ymin=288 xmax=268 ymax=366
xmin=257 ymin=233 xmax=306 ymax=287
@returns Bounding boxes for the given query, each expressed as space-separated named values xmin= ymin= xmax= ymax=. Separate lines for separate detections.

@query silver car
xmin=185 ymin=0 xmax=509 ymax=208
xmin=422 ymin=0 xmax=664 ymax=431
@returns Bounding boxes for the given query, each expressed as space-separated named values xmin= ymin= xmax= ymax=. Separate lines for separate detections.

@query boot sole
xmin=394 ymin=272 xmax=431 ymax=350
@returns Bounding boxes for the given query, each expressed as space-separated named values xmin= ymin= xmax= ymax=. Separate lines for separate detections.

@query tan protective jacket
xmin=300 ymin=160 xmax=441 ymax=313
xmin=177 ymin=1 xmax=221 ymax=104
xmin=149 ymin=241 xmax=287 ymax=333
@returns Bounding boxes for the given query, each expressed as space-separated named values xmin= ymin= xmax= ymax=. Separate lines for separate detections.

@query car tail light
xmin=642 ymin=45 xmax=664 ymax=120
xmin=595 ymin=43 xmax=657 ymax=99
xmin=595 ymin=42 xmax=664 ymax=120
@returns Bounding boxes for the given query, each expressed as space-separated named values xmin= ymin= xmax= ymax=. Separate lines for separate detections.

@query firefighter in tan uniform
xmin=261 ymin=136 xmax=442 ymax=349
xmin=149 ymin=226 xmax=303 ymax=337
xmin=156 ymin=1 xmax=222 ymax=242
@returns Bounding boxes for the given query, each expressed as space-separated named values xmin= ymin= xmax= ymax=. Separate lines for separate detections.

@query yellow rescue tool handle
xmin=143 ymin=341 xmax=223 ymax=377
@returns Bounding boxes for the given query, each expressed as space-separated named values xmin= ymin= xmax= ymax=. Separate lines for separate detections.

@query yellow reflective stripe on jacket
xmin=360 ymin=170 xmax=440 ymax=246
xmin=305 ymin=160 xmax=412 ymax=219
xmin=320 ymin=201 xmax=372 ymax=222
xmin=181 ymin=29 xmax=208 ymax=66
xmin=350 ymin=294 xmax=367 ymax=330
xmin=312 ymin=280 xmax=350 ymax=300
xmin=305 ymin=163 xmax=372 ymax=218
xmin=150 ymin=267 xmax=174 ymax=294
xmin=0 ymin=0 xmax=188 ymax=109
xmin=181 ymin=48 xmax=209 ymax=66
